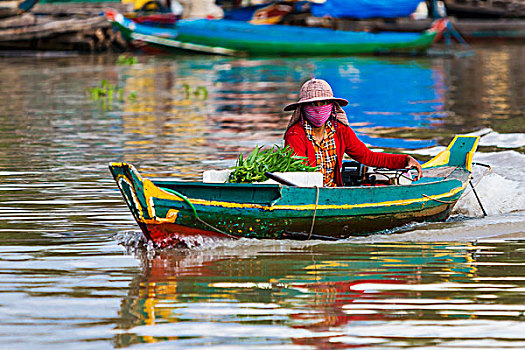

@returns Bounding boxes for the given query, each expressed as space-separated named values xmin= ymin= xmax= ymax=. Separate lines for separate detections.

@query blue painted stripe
xmin=176 ymin=19 xmax=424 ymax=44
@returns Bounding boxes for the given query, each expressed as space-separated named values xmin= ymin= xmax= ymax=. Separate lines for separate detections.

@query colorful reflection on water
xmin=114 ymin=240 xmax=525 ymax=348
xmin=119 ymin=56 xmax=445 ymax=158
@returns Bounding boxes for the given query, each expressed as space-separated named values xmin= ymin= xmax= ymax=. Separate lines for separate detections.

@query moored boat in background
xmin=129 ymin=12 xmax=178 ymax=26
xmin=104 ymin=8 xmax=446 ymax=56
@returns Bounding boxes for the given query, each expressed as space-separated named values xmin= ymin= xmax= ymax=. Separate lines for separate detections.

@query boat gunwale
xmin=146 ymin=172 xmax=468 ymax=213
xmin=151 ymin=168 xmax=466 ymax=192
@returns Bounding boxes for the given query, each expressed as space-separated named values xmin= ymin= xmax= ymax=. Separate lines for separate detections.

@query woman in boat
xmin=284 ymin=78 xmax=423 ymax=187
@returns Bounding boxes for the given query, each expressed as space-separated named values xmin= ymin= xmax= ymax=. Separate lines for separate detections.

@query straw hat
xmin=283 ymin=78 xmax=348 ymax=111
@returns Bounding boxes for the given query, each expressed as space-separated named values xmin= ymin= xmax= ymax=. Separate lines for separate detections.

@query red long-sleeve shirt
xmin=284 ymin=121 xmax=408 ymax=186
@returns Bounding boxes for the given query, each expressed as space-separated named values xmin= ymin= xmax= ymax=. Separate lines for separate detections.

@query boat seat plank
xmin=421 ymin=166 xmax=458 ymax=178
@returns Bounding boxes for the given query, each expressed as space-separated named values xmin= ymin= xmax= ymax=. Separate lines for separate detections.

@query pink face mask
xmin=303 ymin=103 xmax=333 ymax=127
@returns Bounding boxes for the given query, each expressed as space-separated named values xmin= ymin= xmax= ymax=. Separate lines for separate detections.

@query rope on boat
xmin=421 ymin=194 xmax=456 ymax=204
xmin=161 ymin=188 xmax=239 ymax=239
xmin=460 ymin=162 xmax=492 ymax=217
xmin=460 ymin=162 xmax=492 ymax=199
xmin=423 ymin=162 xmax=492 ymax=215
xmin=308 ymin=185 xmax=320 ymax=240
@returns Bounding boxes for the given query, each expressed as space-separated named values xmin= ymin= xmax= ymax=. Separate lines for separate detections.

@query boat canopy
xmin=310 ymin=0 xmax=422 ymax=19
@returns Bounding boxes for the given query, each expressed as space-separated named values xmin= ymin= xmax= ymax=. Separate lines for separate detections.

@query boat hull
xmin=143 ymin=203 xmax=454 ymax=246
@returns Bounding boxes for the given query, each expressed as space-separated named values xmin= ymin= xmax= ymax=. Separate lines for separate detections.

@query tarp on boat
xmin=310 ymin=0 xmax=422 ymax=19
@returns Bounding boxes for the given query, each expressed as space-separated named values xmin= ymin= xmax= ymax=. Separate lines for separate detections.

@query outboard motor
xmin=341 ymin=160 xmax=367 ymax=186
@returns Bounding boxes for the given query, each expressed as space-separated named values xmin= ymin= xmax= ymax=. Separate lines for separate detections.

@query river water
xmin=0 ymin=44 xmax=524 ymax=349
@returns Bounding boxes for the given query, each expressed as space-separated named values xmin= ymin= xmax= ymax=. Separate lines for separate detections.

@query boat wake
xmin=454 ymin=151 xmax=525 ymax=216
xmin=113 ymin=230 xmax=155 ymax=255
xmin=345 ymin=213 xmax=525 ymax=243
xmin=410 ymin=133 xmax=525 ymax=217
xmin=113 ymin=229 xmax=326 ymax=254
xmin=476 ymin=128 xmax=525 ymax=149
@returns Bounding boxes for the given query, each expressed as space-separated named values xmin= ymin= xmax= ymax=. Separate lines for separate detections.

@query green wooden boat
xmin=109 ymin=135 xmax=479 ymax=247
xmin=105 ymin=9 xmax=447 ymax=56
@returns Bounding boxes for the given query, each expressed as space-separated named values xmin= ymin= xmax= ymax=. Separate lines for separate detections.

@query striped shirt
xmin=304 ymin=119 xmax=338 ymax=187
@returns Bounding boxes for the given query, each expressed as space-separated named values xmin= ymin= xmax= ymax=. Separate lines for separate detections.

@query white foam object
xmin=256 ymin=172 xmax=324 ymax=187
xmin=203 ymin=170 xmax=323 ymax=187
xmin=202 ymin=169 xmax=232 ymax=183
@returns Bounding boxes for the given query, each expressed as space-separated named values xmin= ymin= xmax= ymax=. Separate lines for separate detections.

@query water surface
xmin=0 ymin=45 xmax=524 ymax=348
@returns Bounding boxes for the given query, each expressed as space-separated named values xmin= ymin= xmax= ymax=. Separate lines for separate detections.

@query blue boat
xmin=105 ymin=9 xmax=446 ymax=56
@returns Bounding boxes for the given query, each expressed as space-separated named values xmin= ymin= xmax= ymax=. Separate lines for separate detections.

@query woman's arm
xmin=343 ymin=126 xmax=421 ymax=179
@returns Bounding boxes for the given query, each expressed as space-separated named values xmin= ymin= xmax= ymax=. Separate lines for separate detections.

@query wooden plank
xmin=0 ymin=16 xmax=109 ymax=41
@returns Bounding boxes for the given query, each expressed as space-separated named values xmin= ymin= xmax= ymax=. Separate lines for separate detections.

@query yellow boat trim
xmin=464 ymin=141 xmax=479 ymax=172
xmin=149 ymin=181 xmax=467 ymax=212
xmin=116 ymin=174 xmax=147 ymax=218
xmin=422 ymin=135 xmax=479 ymax=172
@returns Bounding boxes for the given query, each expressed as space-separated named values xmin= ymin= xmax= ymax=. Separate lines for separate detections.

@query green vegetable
xmin=228 ymin=145 xmax=317 ymax=183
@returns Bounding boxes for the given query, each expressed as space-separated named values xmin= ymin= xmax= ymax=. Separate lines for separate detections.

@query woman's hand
xmin=406 ymin=156 xmax=423 ymax=180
